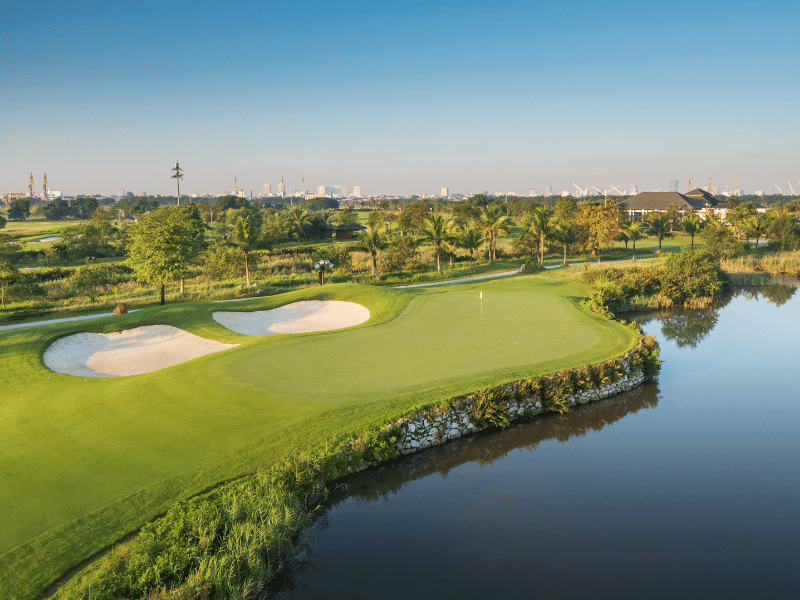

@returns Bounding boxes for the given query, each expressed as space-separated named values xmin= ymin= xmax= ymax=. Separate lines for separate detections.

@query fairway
xmin=0 ymin=276 xmax=636 ymax=600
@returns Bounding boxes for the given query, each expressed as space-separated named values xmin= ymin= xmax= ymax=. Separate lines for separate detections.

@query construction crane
xmin=609 ymin=184 xmax=625 ymax=195
xmin=571 ymin=182 xmax=588 ymax=197
xmin=788 ymin=180 xmax=795 ymax=195
xmin=774 ymin=183 xmax=783 ymax=195
xmin=28 ymin=173 xmax=33 ymax=197
xmin=734 ymin=177 xmax=740 ymax=197
xmin=590 ymin=185 xmax=610 ymax=203
xmin=42 ymin=173 xmax=47 ymax=200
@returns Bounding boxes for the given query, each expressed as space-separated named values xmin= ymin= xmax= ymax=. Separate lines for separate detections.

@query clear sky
xmin=3 ymin=0 xmax=799 ymax=197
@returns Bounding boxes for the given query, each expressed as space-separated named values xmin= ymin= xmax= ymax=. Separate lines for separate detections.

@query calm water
xmin=273 ymin=287 xmax=800 ymax=599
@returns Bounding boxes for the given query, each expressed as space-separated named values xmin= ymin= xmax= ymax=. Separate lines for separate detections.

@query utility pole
xmin=171 ymin=161 xmax=184 ymax=205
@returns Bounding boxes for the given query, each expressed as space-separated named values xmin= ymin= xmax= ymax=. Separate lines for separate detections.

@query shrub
xmin=469 ymin=386 xmax=510 ymax=429
xmin=660 ymin=250 xmax=725 ymax=303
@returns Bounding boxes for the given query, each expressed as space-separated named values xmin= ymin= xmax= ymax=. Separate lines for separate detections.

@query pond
xmin=272 ymin=286 xmax=800 ymax=599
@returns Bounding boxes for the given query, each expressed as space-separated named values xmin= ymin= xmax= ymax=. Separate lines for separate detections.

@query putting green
xmin=0 ymin=276 xmax=636 ymax=600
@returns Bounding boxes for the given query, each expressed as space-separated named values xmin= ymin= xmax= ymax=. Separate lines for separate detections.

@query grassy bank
xmin=1 ymin=275 xmax=638 ymax=600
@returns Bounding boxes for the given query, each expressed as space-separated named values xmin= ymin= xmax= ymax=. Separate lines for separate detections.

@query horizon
xmin=3 ymin=0 xmax=799 ymax=197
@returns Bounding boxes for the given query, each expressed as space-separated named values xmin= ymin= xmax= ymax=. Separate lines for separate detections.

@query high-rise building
xmin=631 ymin=185 xmax=638 ymax=195
xmin=670 ymin=180 xmax=679 ymax=192
xmin=264 ymin=183 xmax=271 ymax=195
xmin=441 ymin=186 xmax=449 ymax=197
xmin=278 ymin=177 xmax=285 ymax=197
xmin=353 ymin=185 xmax=361 ymax=196
xmin=546 ymin=186 xmax=553 ymax=197
xmin=529 ymin=189 xmax=536 ymax=197
xmin=317 ymin=185 xmax=325 ymax=196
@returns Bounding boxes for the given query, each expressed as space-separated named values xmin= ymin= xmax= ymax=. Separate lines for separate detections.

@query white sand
xmin=43 ymin=325 xmax=238 ymax=377
xmin=212 ymin=300 xmax=370 ymax=336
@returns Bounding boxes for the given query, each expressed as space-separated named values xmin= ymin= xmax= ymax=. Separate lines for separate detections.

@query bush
xmin=469 ymin=386 xmax=510 ymax=429
xmin=660 ymin=250 xmax=725 ymax=303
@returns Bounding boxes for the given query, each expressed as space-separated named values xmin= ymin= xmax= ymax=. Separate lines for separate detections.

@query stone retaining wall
xmin=344 ymin=338 xmax=655 ymax=473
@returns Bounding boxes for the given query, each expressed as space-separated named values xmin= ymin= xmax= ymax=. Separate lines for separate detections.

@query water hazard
xmin=272 ymin=286 xmax=800 ymax=599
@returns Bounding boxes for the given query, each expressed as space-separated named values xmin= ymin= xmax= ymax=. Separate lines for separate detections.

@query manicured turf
xmin=0 ymin=276 xmax=637 ymax=600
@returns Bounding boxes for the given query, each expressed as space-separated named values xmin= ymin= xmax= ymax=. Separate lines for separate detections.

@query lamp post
xmin=314 ymin=259 xmax=333 ymax=285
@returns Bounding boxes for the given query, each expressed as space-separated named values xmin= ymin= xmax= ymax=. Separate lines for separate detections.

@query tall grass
xmin=721 ymin=251 xmax=800 ymax=275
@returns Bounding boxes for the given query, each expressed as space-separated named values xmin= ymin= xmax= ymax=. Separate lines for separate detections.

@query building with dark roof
xmin=324 ymin=222 xmax=366 ymax=240
xmin=622 ymin=190 xmax=720 ymax=220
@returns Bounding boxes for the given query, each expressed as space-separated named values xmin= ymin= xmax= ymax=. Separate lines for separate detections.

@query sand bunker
xmin=44 ymin=325 xmax=238 ymax=377
xmin=213 ymin=300 xmax=370 ymax=336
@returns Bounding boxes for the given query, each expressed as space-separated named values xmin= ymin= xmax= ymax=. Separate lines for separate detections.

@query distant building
xmin=755 ymin=190 xmax=763 ymax=196
xmin=623 ymin=189 xmax=720 ymax=220
xmin=441 ymin=186 xmax=449 ymax=197
xmin=264 ymin=183 xmax=271 ymax=194
xmin=546 ymin=186 xmax=553 ymax=197
xmin=529 ymin=189 xmax=536 ymax=197
xmin=631 ymin=185 xmax=638 ymax=195
xmin=670 ymin=180 xmax=679 ymax=192
xmin=353 ymin=185 xmax=361 ymax=196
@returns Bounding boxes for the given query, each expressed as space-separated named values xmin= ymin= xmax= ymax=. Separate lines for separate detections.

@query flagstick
xmin=480 ymin=291 xmax=483 ymax=317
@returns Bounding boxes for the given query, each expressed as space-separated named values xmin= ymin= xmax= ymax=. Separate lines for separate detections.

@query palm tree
xmin=229 ymin=214 xmax=256 ymax=285
xmin=745 ymin=212 xmax=767 ymax=246
xmin=682 ymin=213 xmax=702 ymax=248
xmin=646 ymin=213 xmax=674 ymax=251
xmin=286 ymin=207 xmax=312 ymax=242
xmin=520 ymin=206 xmax=553 ymax=266
xmin=418 ymin=214 xmax=458 ymax=271
xmin=359 ymin=225 xmax=386 ymax=279
xmin=551 ymin=222 xmax=577 ymax=266
xmin=478 ymin=205 xmax=511 ymax=262
xmin=620 ymin=221 xmax=646 ymax=259
xmin=459 ymin=222 xmax=483 ymax=269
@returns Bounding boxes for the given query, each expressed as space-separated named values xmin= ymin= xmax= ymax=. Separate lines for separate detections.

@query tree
xmin=553 ymin=196 xmax=577 ymax=223
xmin=744 ymin=212 xmax=767 ymax=246
xmin=620 ymin=221 xmax=646 ymax=259
xmin=228 ymin=214 xmax=257 ymax=285
xmin=418 ymin=214 xmax=458 ymax=271
xmin=682 ymin=213 xmax=702 ymax=248
xmin=397 ymin=201 xmax=429 ymax=236
xmin=766 ymin=204 xmax=799 ymax=250
xmin=551 ymin=222 xmax=577 ymax=266
xmin=359 ymin=225 xmax=386 ymax=279
xmin=645 ymin=212 xmax=673 ymax=251
xmin=71 ymin=265 xmax=112 ymax=303
xmin=43 ymin=197 xmax=71 ymax=220
xmin=70 ymin=196 xmax=99 ymax=220
xmin=126 ymin=208 xmax=197 ymax=305
xmin=0 ymin=259 xmax=18 ymax=309
xmin=171 ymin=161 xmax=184 ymax=205
xmin=520 ymin=206 xmax=553 ymax=266
xmin=0 ymin=214 xmax=6 ymax=230
xmin=573 ymin=203 xmax=619 ymax=259
xmin=478 ymin=205 xmax=511 ymax=261
xmin=665 ymin=202 xmax=681 ymax=230
xmin=459 ymin=222 xmax=483 ymax=268
xmin=286 ymin=207 xmax=313 ymax=242
xmin=8 ymin=198 xmax=31 ymax=221
xmin=337 ymin=206 xmax=358 ymax=225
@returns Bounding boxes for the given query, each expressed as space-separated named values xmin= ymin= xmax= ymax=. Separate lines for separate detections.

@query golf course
xmin=0 ymin=274 xmax=639 ymax=599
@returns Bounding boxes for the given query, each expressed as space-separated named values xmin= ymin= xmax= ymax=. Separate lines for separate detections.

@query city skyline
xmin=3 ymin=1 xmax=799 ymax=197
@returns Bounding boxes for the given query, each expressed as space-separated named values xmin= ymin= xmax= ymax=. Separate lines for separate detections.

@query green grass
xmin=0 ymin=276 xmax=637 ymax=600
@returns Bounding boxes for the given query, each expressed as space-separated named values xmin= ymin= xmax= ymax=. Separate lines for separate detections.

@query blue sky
xmin=2 ymin=0 xmax=799 ymax=197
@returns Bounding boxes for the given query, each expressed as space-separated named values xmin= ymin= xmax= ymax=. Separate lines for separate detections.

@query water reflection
xmin=339 ymin=383 xmax=659 ymax=502
xmin=638 ymin=284 xmax=797 ymax=348
xmin=270 ymin=384 xmax=660 ymax=595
